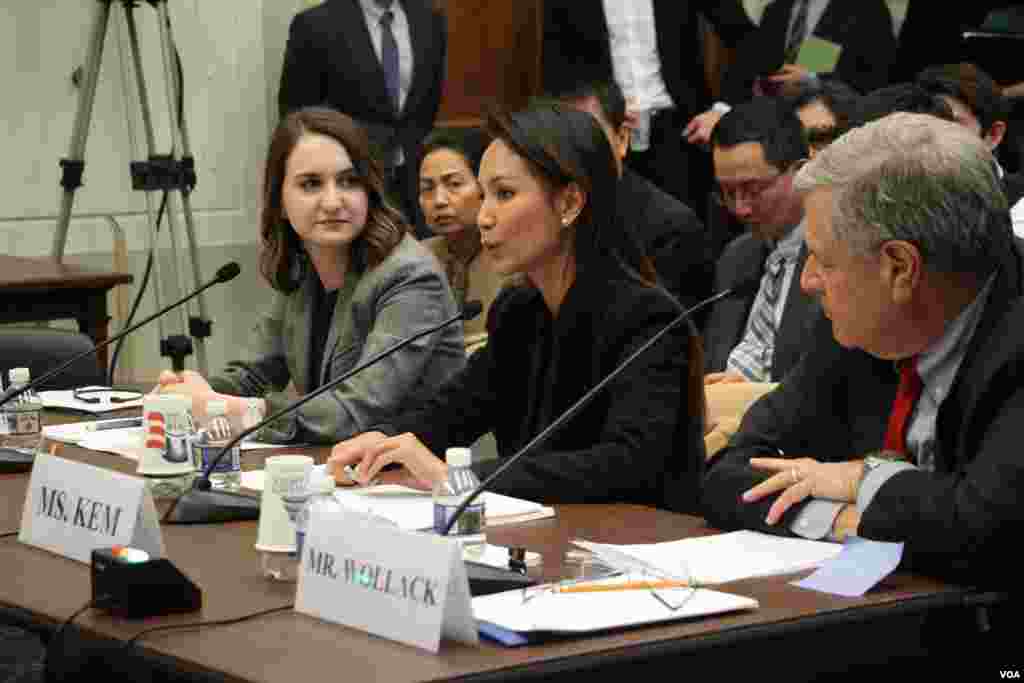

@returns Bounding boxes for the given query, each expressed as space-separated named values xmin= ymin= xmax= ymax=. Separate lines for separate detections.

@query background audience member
xmin=782 ymin=78 xmax=860 ymax=156
xmin=541 ymin=0 xmax=756 ymax=215
xmin=156 ymin=108 xmax=465 ymax=444
xmin=703 ymin=114 xmax=1024 ymax=601
xmin=702 ymin=98 xmax=816 ymax=384
xmin=278 ymin=0 xmax=447 ymax=235
xmin=418 ymin=127 xmax=505 ymax=354
xmin=555 ymin=80 xmax=716 ymax=316
xmin=329 ymin=104 xmax=707 ymax=514
xmin=686 ymin=0 xmax=897 ymax=146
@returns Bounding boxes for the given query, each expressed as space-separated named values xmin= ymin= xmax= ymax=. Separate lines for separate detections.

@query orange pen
xmin=553 ymin=579 xmax=691 ymax=593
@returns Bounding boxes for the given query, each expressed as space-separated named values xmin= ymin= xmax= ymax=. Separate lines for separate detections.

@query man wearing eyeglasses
xmin=703 ymin=98 xmax=817 ymax=385
xmin=702 ymin=114 xmax=1023 ymax=658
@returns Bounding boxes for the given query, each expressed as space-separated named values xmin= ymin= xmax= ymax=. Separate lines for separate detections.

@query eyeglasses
xmin=712 ymin=173 xmax=784 ymax=210
xmin=712 ymin=159 xmax=809 ymax=210
xmin=73 ymin=386 xmax=143 ymax=405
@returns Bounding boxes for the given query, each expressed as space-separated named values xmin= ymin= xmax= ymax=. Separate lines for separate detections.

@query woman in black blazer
xmin=328 ymin=104 xmax=706 ymax=513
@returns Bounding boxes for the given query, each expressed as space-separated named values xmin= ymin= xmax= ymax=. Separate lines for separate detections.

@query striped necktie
xmin=727 ymin=251 xmax=787 ymax=381
xmin=379 ymin=3 xmax=400 ymax=112
xmin=785 ymin=0 xmax=810 ymax=64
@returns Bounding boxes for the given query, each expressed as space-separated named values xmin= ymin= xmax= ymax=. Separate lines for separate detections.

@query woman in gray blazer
xmin=156 ymin=108 xmax=465 ymax=443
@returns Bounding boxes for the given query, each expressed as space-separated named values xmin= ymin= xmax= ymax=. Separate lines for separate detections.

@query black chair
xmin=0 ymin=328 xmax=103 ymax=390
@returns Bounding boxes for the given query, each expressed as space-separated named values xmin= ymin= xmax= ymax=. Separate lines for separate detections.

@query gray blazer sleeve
xmin=210 ymin=235 xmax=466 ymax=443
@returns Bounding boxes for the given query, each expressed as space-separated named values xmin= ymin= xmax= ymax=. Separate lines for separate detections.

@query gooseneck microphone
xmin=0 ymin=262 xmax=241 ymax=410
xmin=162 ymin=300 xmax=483 ymax=524
xmin=0 ymin=262 xmax=241 ymax=472
xmin=440 ymin=281 xmax=761 ymax=536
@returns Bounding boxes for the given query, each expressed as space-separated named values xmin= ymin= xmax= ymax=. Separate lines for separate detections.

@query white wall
xmin=2 ymin=1 xmax=274 ymax=383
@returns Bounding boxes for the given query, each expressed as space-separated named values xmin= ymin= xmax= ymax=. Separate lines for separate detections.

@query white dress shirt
xmin=602 ymin=0 xmax=673 ymax=151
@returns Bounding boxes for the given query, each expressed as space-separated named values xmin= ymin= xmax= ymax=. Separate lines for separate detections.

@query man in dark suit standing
xmin=556 ymin=81 xmax=716 ymax=317
xmin=686 ymin=0 xmax=897 ymax=146
xmin=702 ymin=113 xmax=1024 ymax=642
xmin=278 ymin=0 xmax=447 ymax=231
xmin=702 ymin=98 xmax=816 ymax=381
xmin=542 ymin=1 xmax=756 ymax=216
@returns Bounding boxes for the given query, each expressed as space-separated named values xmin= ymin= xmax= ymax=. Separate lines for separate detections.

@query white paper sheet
xmin=473 ymin=586 xmax=758 ymax=633
xmin=574 ymin=530 xmax=843 ymax=586
xmin=39 ymin=387 xmax=145 ymax=413
xmin=239 ymin=469 xmax=554 ymax=530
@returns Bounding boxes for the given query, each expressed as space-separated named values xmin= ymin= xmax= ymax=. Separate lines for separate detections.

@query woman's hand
xmin=327 ymin=431 xmax=389 ymax=485
xmin=151 ymin=370 xmax=218 ymax=425
xmin=330 ymin=432 xmax=448 ymax=491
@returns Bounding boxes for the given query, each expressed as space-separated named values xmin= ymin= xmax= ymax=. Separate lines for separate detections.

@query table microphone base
xmin=0 ymin=447 xmax=34 ymax=474
xmin=465 ymin=561 xmax=535 ymax=596
xmin=163 ymin=488 xmax=260 ymax=524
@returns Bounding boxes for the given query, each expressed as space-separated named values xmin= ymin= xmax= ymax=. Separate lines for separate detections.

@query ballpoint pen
xmin=84 ymin=417 xmax=144 ymax=431
xmin=554 ymin=579 xmax=692 ymax=594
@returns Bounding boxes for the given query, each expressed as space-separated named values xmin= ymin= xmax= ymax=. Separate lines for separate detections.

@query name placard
xmin=294 ymin=505 xmax=477 ymax=653
xmin=18 ymin=453 xmax=164 ymax=564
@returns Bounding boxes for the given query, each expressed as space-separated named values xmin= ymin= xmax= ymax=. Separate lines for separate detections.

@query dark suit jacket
xmin=541 ymin=0 xmax=755 ymax=119
xmin=721 ymin=0 xmax=897 ymax=102
xmin=379 ymin=271 xmax=706 ymax=514
xmin=277 ymin=0 xmax=446 ymax=184
xmin=618 ymin=168 xmax=715 ymax=315
xmin=702 ymin=232 xmax=817 ymax=377
xmin=702 ymin=248 xmax=1024 ymax=588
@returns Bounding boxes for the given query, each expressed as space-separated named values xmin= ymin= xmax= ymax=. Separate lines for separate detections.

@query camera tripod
xmin=53 ymin=0 xmax=212 ymax=376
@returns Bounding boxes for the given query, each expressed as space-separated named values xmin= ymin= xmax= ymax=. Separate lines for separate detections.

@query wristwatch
xmin=857 ymin=450 xmax=902 ymax=502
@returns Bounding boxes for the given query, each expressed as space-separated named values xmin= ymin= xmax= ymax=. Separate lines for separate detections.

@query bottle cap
xmin=9 ymin=367 xmax=30 ymax=384
xmin=445 ymin=447 xmax=472 ymax=468
xmin=308 ymin=468 xmax=336 ymax=495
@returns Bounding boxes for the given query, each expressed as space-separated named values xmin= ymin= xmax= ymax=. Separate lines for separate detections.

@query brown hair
xmin=259 ymin=107 xmax=407 ymax=293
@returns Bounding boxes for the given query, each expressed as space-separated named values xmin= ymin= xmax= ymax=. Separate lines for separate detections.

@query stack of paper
xmin=238 ymin=470 xmax=554 ymax=531
xmin=573 ymin=530 xmax=843 ymax=586
xmin=473 ymin=586 xmax=758 ymax=639
xmin=39 ymin=388 xmax=145 ymax=413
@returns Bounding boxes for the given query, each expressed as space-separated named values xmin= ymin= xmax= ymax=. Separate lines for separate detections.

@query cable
xmin=0 ymin=531 xmax=18 ymax=539
xmin=44 ymin=599 xmax=96 ymax=672
xmin=123 ymin=603 xmax=294 ymax=650
xmin=107 ymin=6 xmax=188 ymax=386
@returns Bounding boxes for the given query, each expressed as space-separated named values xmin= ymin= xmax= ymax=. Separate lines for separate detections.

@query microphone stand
xmin=162 ymin=302 xmax=482 ymax=524
xmin=0 ymin=262 xmax=241 ymax=471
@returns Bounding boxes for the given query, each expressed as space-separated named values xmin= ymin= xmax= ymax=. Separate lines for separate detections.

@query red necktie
xmin=883 ymin=355 xmax=923 ymax=457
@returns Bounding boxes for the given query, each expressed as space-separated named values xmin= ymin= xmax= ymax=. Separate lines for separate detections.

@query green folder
xmin=796 ymin=36 xmax=843 ymax=73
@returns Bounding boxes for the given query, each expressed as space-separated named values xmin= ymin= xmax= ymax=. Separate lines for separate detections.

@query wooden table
xmin=0 ymin=409 xmax=995 ymax=681
xmin=0 ymin=254 xmax=132 ymax=377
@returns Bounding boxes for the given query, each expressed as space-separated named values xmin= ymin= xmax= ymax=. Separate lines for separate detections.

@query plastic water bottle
xmin=0 ymin=368 xmax=43 ymax=454
xmin=433 ymin=447 xmax=486 ymax=548
xmin=192 ymin=399 xmax=241 ymax=490
xmin=295 ymin=468 xmax=340 ymax=562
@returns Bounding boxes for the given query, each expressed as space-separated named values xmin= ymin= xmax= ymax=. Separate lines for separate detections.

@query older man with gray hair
xmin=702 ymin=112 xmax=1024 ymax=600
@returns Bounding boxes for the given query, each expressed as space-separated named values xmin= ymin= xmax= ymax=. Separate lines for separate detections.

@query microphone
xmin=0 ymin=262 xmax=242 ymax=471
xmin=162 ymin=301 xmax=483 ymax=524
xmin=440 ymin=281 xmax=760 ymax=536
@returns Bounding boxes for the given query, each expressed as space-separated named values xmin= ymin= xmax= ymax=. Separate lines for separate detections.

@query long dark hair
xmin=259 ymin=107 xmax=407 ymax=293
xmin=485 ymin=104 xmax=705 ymax=429
xmin=484 ymin=104 xmax=657 ymax=285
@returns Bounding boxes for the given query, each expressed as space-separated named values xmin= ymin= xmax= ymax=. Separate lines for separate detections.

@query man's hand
xmin=742 ymin=457 xmax=865 ymax=525
xmin=831 ymin=504 xmax=861 ymax=542
xmin=684 ymin=109 xmax=724 ymax=146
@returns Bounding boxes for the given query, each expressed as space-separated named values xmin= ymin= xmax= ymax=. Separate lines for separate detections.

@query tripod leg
xmin=52 ymin=0 xmax=114 ymax=264
xmin=153 ymin=0 xmax=211 ymax=375
xmin=121 ymin=2 xmax=173 ymax=357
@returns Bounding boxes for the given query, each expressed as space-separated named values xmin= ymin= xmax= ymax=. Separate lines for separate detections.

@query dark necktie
xmin=883 ymin=356 xmax=923 ymax=458
xmin=785 ymin=0 xmax=810 ymax=64
xmin=379 ymin=4 xmax=400 ymax=112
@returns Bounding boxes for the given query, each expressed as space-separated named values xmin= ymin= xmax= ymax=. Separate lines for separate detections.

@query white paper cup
xmin=255 ymin=454 xmax=314 ymax=553
xmin=137 ymin=394 xmax=196 ymax=477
